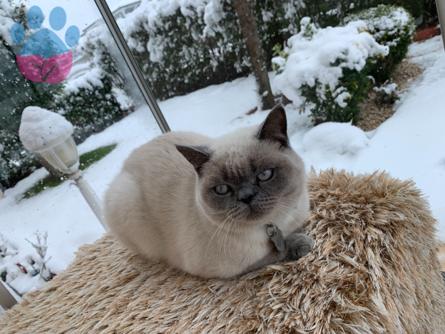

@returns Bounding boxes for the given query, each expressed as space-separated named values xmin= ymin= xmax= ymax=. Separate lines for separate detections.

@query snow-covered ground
xmin=1 ymin=36 xmax=445 ymax=295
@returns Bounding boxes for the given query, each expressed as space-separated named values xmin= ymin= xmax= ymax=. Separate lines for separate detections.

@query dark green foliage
xmin=0 ymin=130 xmax=37 ymax=189
xmin=128 ymin=3 xmax=243 ymax=99
xmin=126 ymin=0 xmax=304 ymax=100
xmin=345 ymin=5 xmax=415 ymax=84
xmin=22 ymin=144 xmax=117 ymax=198
xmin=56 ymin=42 xmax=134 ymax=143
xmin=302 ymin=65 xmax=374 ymax=125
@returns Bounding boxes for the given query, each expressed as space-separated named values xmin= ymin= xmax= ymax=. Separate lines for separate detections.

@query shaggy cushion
xmin=1 ymin=170 xmax=444 ymax=333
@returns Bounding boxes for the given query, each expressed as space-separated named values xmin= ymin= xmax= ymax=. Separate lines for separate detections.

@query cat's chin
xmin=235 ymin=206 xmax=271 ymax=225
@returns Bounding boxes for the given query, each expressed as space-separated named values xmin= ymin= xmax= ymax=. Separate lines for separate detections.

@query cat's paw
xmin=285 ymin=232 xmax=314 ymax=261
xmin=265 ymin=224 xmax=286 ymax=253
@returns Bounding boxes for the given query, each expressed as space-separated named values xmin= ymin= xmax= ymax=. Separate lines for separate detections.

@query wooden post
xmin=233 ymin=0 xmax=275 ymax=110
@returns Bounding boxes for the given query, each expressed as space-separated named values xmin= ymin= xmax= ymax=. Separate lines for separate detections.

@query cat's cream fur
xmin=105 ymin=108 xmax=310 ymax=278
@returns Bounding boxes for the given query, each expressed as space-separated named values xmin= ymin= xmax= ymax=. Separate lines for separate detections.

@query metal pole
xmin=0 ymin=282 xmax=17 ymax=310
xmin=70 ymin=171 xmax=107 ymax=230
xmin=93 ymin=0 xmax=171 ymax=133
xmin=436 ymin=0 xmax=445 ymax=50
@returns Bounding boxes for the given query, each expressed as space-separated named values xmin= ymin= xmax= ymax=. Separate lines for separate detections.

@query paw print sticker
xmin=10 ymin=6 xmax=80 ymax=84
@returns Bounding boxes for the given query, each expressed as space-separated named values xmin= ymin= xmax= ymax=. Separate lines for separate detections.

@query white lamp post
xmin=3 ymin=107 xmax=108 ymax=310
xmin=19 ymin=106 xmax=107 ymax=229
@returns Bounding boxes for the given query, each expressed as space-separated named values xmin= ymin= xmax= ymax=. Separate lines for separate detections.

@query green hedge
xmin=123 ymin=0 xmax=304 ymax=100
xmin=56 ymin=41 xmax=134 ymax=143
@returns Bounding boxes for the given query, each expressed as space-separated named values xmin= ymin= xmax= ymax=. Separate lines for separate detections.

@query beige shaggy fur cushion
xmin=1 ymin=170 xmax=444 ymax=333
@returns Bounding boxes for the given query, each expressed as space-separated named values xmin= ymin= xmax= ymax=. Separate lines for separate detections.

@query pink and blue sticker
xmin=10 ymin=6 xmax=80 ymax=84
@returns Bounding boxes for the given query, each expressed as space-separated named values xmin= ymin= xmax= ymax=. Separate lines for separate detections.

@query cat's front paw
xmin=285 ymin=233 xmax=314 ymax=261
xmin=266 ymin=223 xmax=286 ymax=253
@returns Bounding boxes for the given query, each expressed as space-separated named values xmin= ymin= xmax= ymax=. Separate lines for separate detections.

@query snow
xmin=302 ymin=122 xmax=369 ymax=157
xmin=273 ymin=19 xmax=388 ymax=106
xmin=345 ymin=6 xmax=414 ymax=46
xmin=120 ymin=0 xmax=224 ymax=38
xmin=374 ymin=82 xmax=397 ymax=95
xmin=64 ymin=67 xmax=104 ymax=94
xmin=1 ymin=37 xmax=445 ymax=296
xmin=19 ymin=107 xmax=74 ymax=152
xmin=0 ymin=2 xmax=14 ymax=45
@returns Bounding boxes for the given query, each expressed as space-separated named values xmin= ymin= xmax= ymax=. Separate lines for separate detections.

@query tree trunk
xmin=233 ymin=0 xmax=275 ymax=110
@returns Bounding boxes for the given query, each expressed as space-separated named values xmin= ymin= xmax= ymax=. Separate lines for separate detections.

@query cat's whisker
xmin=205 ymin=207 xmax=237 ymax=255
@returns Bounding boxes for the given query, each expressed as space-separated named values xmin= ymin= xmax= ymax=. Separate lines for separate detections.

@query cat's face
xmin=198 ymin=144 xmax=305 ymax=225
xmin=177 ymin=106 xmax=306 ymax=226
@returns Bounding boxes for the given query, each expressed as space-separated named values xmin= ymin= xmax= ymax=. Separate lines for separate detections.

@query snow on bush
xmin=87 ymin=0 xmax=305 ymax=100
xmin=0 ymin=2 xmax=14 ymax=44
xmin=344 ymin=5 xmax=415 ymax=83
xmin=374 ymin=82 xmax=399 ymax=105
xmin=19 ymin=106 xmax=73 ymax=152
xmin=273 ymin=17 xmax=388 ymax=124
xmin=56 ymin=40 xmax=134 ymax=143
xmin=302 ymin=122 xmax=369 ymax=156
xmin=0 ymin=232 xmax=55 ymax=296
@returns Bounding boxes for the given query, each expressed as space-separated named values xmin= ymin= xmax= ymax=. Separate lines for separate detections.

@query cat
xmin=104 ymin=106 xmax=313 ymax=278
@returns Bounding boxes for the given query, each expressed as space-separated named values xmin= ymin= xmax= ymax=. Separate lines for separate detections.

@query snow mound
xmin=303 ymin=122 xmax=369 ymax=155
xmin=19 ymin=106 xmax=74 ymax=152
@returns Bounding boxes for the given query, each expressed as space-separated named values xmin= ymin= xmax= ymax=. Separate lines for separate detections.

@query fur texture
xmin=104 ymin=108 xmax=310 ymax=278
xmin=2 ymin=170 xmax=444 ymax=334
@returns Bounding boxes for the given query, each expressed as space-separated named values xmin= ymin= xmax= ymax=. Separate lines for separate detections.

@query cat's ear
xmin=176 ymin=145 xmax=211 ymax=173
xmin=257 ymin=105 xmax=289 ymax=148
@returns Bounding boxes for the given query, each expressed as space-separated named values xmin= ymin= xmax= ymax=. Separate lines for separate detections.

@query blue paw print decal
xmin=10 ymin=6 xmax=80 ymax=84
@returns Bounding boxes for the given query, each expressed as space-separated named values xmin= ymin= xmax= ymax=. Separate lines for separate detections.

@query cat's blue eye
xmin=257 ymin=168 xmax=274 ymax=182
xmin=214 ymin=184 xmax=231 ymax=195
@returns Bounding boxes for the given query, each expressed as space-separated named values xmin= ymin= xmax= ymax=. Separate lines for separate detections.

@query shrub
xmin=55 ymin=41 xmax=134 ymax=143
xmin=0 ymin=130 xmax=37 ymax=189
xmin=273 ymin=18 xmax=388 ymax=125
xmin=344 ymin=5 xmax=415 ymax=83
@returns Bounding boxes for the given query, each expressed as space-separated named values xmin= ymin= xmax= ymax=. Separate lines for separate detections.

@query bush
xmin=56 ymin=41 xmax=134 ymax=143
xmin=344 ymin=5 xmax=415 ymax=83
xmin=273 ymin=18 xmax=388 ymax=125
xmin=0 ymin=130 xmax=37 ymax=189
